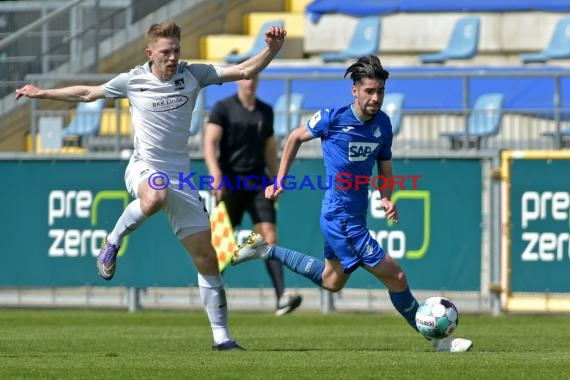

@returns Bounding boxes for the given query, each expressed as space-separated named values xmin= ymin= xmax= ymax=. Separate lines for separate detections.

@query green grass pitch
xmin=0 ymin=309 xmax=568 ymax=379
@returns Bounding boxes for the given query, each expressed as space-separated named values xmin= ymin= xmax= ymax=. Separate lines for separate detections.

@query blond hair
xmin=146 ymin=21 xmax=181 ymax=44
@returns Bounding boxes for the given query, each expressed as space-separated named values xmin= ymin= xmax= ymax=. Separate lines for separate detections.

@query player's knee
xmin=331 ymin=285 xmax=344 ymax=293
xmin=141 ymin=190 xmax=167 ymax=214
xmin=192 ymin=246 xmax=219 ymax=274
xmin=323 ymin=285 xmax=343 ymax=293
xmin=322 ymin=281 xmax=344 ymax=292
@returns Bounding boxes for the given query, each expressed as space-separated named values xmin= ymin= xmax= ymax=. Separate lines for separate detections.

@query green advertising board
xmin=508 ymin=154 xmax=570 ymax=293
xmin=3 ymin=159 xmax=195 ymax=287
xmin=364 ymin=159 xmax=482 ymax=291
xmin=3 ymin=158 xmax=482 ymax=291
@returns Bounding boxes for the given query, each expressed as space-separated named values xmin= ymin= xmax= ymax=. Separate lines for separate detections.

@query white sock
xmin=198 ymin=273 xmax=231 ymax=344
xmin=107 ymin=199 xmax=146 ymax=246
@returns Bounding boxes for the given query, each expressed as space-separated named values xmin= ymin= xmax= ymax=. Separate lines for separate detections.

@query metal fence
xmin=0 ymin=0 xmax=134 ymax=99
xmin=22 ymin=69 xmax=570 ymax=156
xmin=0 ymin=286 xmax=487 ymax=314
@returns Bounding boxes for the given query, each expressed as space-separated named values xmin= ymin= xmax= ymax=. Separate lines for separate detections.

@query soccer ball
xmin=415 ymin=297 xmax=459 ymax=339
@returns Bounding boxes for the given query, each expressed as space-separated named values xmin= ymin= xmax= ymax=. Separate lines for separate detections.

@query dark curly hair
xmin=344 ymin=55 xmax=389 ymax=85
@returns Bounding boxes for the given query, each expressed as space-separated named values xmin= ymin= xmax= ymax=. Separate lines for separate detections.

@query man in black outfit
xmin=204 ymin=74 xmax=302 ymax=316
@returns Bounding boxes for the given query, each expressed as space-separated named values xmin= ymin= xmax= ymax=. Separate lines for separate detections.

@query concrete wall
xmin=304 ymin=12 xmax=570 ymax=66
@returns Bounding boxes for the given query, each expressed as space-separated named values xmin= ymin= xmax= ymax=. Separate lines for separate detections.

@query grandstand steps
xmin=200 ymin=7 xmax=307 ymax=60
xmin=100 ymin=1 xmax=283 ymax=73
xmin=201 ymin=34 xmax=304 ymax=61
xmin=0 ymin=106 xmax=29 ymax=151
xmin=201 ymin=34 xmax=258 ymax=61
xmin=286 ymin=0 xmax=311 ymax=13
xmin=0 ymin=0 xmax=284 ymax=151
xmin=246 ymin=12 xmax=305 ymax=38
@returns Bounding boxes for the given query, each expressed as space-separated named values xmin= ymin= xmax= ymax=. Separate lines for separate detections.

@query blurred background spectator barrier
xmin=23 ymin=68 xmax=570 ymax=155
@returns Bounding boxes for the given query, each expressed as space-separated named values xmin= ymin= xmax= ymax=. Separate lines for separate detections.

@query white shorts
xmin=124 ymin=159 xmax=210 ymax=240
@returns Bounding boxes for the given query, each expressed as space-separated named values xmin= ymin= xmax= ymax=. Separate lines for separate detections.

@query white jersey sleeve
xmin=186 ymin=63 xmax=224 ymax=87
xmin=102 ymin=73 xmax=129 ymax=98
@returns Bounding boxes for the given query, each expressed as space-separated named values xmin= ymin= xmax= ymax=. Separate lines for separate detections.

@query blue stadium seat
xmin=520 ymin=17 xmax=570 ymax=64
xmin=320 ymin=16 xmax=381 ymax=63
xmin=62 ymin=99 xmax=105 ymax=138
xmin=381 ymin=93 xmax=404 ymax=136
xmin=274 ymin=93 xmax=304 ymax=140
xmin=418 ymin=17 xmax=480 ymax=64
xmin=440 ymin=93 xmax=504 ymax=149
xmin=225 ymin=20 xmax=285 ymax=64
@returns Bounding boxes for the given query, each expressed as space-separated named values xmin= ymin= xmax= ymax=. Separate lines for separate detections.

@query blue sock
xmin=267 ymin=246 xmax=324 ymax=287
xmin=389 ymin=287 xmax=419 ymax=331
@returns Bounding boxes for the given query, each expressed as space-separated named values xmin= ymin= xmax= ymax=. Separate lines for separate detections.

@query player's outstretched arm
xmin=220 ymin=25 xmax=287 ymax=82
xmin=266 ymin=125 xmax=313 ymax=200
xmin=16 ymin=83 xmax=105 ymax=102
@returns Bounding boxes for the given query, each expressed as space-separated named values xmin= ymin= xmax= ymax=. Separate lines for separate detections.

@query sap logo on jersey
xmin=348 ymin=142 xmax=378 ymax=161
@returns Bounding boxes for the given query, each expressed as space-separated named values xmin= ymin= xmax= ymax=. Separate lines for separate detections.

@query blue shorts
xmin=320 ymin=214 xmax=385 ymax=273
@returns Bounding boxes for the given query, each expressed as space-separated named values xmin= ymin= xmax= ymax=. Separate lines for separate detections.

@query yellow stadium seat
xmin=59 ymin=146 xmax=88 ymax=154
xmin=246 ymin=13 xmax=305 ymax=38
xmin=99 ymin=108 xmax=132 ymax=137
xmin=26 ymin=133 xmax=87 ymax=154
xmin=200 ymin=35 xmax=256 ymax=60
xmin=25 ymin=133 xmax=35 ymax=152
xmin=286 ymin=0 xmax=312 ymax=12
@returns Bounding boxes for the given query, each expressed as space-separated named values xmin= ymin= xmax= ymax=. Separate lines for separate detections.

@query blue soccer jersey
xmin=306 ymin=104 xmax=393 ymax=218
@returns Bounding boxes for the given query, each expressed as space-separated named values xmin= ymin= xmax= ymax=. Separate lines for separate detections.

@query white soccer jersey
xmin=102 ymin=61 xmax=223 ymax=175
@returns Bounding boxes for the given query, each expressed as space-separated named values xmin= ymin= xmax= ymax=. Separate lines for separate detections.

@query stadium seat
xmin=381 ymin=93 xmax=404 ymax=136
xmin=99 ymin=108 xmax=132 ymax=137
xmin=274 ymin=92 xmax=304 ymax=141
xmin=61 ymin=99 xmax=105 ymax=144
xmin=440 ymin=93 xmax=504 ymax=150
xmin=418 ymin=17 xmax=480 ymax=64
xmin=38 ymin=116 xmax=63 ymax=150
xmin=320 ymin=16 xmax=381 ymax=63
xmin=247 ymin=12 xmax=305 ymax=38
xmin=83 ymin=99 xmax=132 ymax=151
xmin=26 ymin=133 xmax=88 ymax=154
xmin=541 ymin=123 xmax=570 ymax=148
xmin=225 ymin=20 xmax=285 ymax=64
xmin=520 ymin=17 xmax=570 ymax=64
